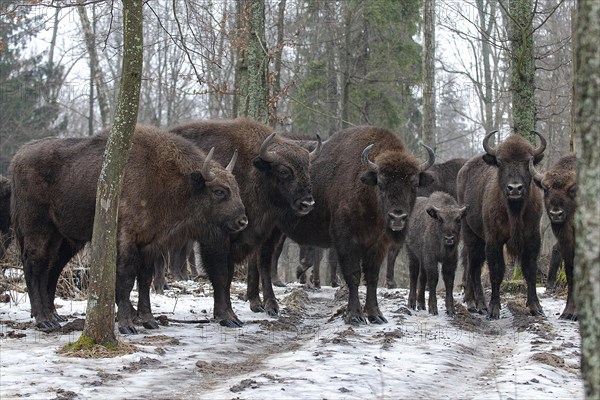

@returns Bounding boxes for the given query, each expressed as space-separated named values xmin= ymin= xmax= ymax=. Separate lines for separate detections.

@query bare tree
xmin=422 ymin=0 xmax=436 ymax=147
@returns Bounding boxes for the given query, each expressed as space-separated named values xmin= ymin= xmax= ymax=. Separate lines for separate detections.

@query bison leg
xmin=363 ymin=248 xmax=387 ymax=324
xmin=116 ymin=249 xmax=140 ymax=334
xmin=336 ymin=243 xmax=366 ymax=324
xmin=328 ymin=249 xmax=339 ymax=287
xmin=136 ymin=257 xmax=159 ymax=330
xmin=560 ymin=254 xmax=577 ymax=320
xmin=386 ymin=244 xmax=400 ymax=289
xmin=257 ymin=232 xmax=282 ymax=317
xmin=169 ymin=244 xmax=191 ymax=281
xmin=152 ymin=254 xmax=167 ymax=295
xmin=246 ymin=252 xmax=264 ymax=313
xmin=545 ymin=242 xmax=562 ymax=291
xmin=47 ymin=240 xmax=81 ymax=323
xmin=521 ymin=240 xmax=544 ymax=317
xmin=310 ymin=248 xmax=323 ymax=289
xmin=463 ymin=239 xmax=487 ymax=314
xmin=270 ymin=234 xmax=287 ymax=288
xmin=485 ymin=243 xmax=506 ymax=319
xmin=441 ymin=258 xmax=457 ymax=316
xmin=407 ymin=249 xmax=420 ymax=310
xmin=424 ymin=260 xmax=440 ymax=316
xmin=416 ymin=265 xmax=427 ymax=311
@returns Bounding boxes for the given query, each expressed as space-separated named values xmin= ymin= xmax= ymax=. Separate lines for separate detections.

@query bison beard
xmin=169 ymin=118 xmax=317 ymax=327
xmin=9 ymin=126 xmax=246 ymax=333
xmin=530 ymin=154 xmax=577 ymax=320
xmin=458 ymin=130 xmax=546 ymax=319
xmin=249 ymin=125 xmax=435 ymax=324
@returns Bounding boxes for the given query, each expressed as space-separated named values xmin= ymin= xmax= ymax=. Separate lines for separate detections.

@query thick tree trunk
xmin=80 ymin=0 xmax=143 ymax=347
xmin=270 ymin=0 xmax=286 ymax=127
xmin=422 ymin=0 xmax=436 ymax=147
xmin=245 ymin=0 xmax=268 ymax=122
xmin=574 ymin=1 xmax=600 ymax=397
xmin=508 ymin=0 xmax=536 ymax=143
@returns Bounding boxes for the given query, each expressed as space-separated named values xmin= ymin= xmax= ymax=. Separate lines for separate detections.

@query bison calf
xmin=406 ymin=192 xmax=466 ymax=315
xmin=530 ymin=154 xmax=577 ymax=320
xmin=10 ymin=126 xmax=247 ymax=333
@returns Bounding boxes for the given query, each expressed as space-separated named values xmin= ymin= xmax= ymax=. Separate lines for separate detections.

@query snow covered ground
xmin=0 ymin=278 xmax=584 ymax=400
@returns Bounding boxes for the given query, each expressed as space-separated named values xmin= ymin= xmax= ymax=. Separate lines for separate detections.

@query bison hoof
xmin=368 ymin=315 xmax=387 ymax=324
xmin=346 ymin=315 xmax=368 ymax=325
xmin=446 ymin=309 xmax=456 ymax=317
xmin=36 ymin=320 xmax=61 ymax=331
xmin=273 ymin=280 xmax=287 ymax=288
xmin=331 ymin=281 xmax=339 ymax=288
xmin=429 ymin=310 xmax=439 ymax=316
xmin=53 ymin=313 xmax=67 ymax=323
xmin=559 ymin=312 xmax=577 ymax=321
xmin=486 ymin=312 xmax=500 ymax=320
xmin=143 ymin=320 xmax=160 ymax=330
xmin=266 ymin=307 xmax=279 ymax=317
xmin=250 ymin=303 xmax=265 ymax=313
xmin=529 ymin=308 xmax=545 ymax=317
xmin=386 ymin=280 xmax=397 ymax=289
xmin=220 ymin=318 xmax=243 ymax=328
xmin=119 ymin=326 xmax=138 ymax=335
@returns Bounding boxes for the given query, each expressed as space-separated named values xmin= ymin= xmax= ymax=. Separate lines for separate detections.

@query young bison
xmin=10 ymin=126 xmax=247 ymax=333
xmin=406 ymin=192 xmax=466 ymax=315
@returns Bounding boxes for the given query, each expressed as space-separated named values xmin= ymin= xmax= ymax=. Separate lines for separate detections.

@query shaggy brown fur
xmin=10 ymin=125 xmax=246 ymax=333
xmin=255 ymin=125 xmax=435 ymax=324
xmin=0 ymin=175 xmax=11 ymax=260
xmin=169 ymin=118 xmax=315 ymax=327
xmin=457 ymin=133 xmax=546 ymax=319
xmin=532 ymin=154 xmax=577 ymax=320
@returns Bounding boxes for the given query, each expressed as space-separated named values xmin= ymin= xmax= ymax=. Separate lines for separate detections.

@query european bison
xmin=252 ymin=126 xmax=434 ymax=324
xmin=530 ymin=154 xmax=577 ymax=320
xmin=169 ymin=117 xmax=319 ymax=327
xmin=10 ymin=126 xmax=247 ymax=333
xmin=406 ymin=192 xmax=466 ymax=315
xmin=457 ymin=130 xmax=546 ymax=318
xmin=385 ymin=158 xmax=467 ymax=288
xmin=0 ymin=175 xmax=11 ymax=260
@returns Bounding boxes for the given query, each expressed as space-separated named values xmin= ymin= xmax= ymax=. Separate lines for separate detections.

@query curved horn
xmin=361 ymin=144 xmax=378 ymax=172
xmin=259 ymin=131 xmax=277 ymax=162
xmin=202 ymin=147 xmax=216 ymax=182
xmin=482 ymin=130 xmax=499 ymax=156
xmin=531 ymin=130 xmax=547 ymax=156
xmin=226 ymin=149 xmax=238 ymax=173
xmin=528 ymin=158 xmax=544 ymax=185
xmin=309 ymin=134 xmax=322 ymax=162
xmin=418 ymin=142 xmax=435 ymax=172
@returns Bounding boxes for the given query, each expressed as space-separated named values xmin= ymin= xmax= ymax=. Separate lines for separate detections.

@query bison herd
xmin=0 ymin=118 xmax=578 ymax=335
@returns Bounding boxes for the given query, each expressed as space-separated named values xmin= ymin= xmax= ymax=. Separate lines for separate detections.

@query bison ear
xmin=482 ymin=154 xmax=496 ymax=165
xmin=533 ymin=153 xmax=544 ymax=165
xmin=426 ymin=206 xmax=439 ymax=220
xmin=360 ymin=171 xmax=377 ymax=186
xmin=253 ymin=157 xmax=272 ymax=172
xmin=418 ymin=171 xmax=434 ymax=187
xmin=190 ymin=171 xmax=206 ymax=190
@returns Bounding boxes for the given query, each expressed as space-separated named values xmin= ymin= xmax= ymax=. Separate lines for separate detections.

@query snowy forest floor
xmin=0 ymin=276 xmax=584 ymax=400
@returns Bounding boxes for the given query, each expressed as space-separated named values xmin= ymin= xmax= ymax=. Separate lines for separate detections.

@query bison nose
xmin=507 ymin=183 xmax=524 ymax=198
xmin=444 ymin=235 xmax=456 ymax=246
xmin=388 ymin=210 xmax=408 ymax=231
xmin=295 ymin=195 xmax=315 ymax=216
xmin=549 ymin=209 xmax=564 ymax=223
xmin=229 ymin=215 xmax=249 ymax=233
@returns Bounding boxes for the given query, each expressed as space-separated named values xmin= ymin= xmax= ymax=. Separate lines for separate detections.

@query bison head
xmin=425 ymin=195 xmax=467 ymax=248
xmin=192 ymin=148 xmax=248 ymax=233
xmin=360 ymin=143 xmax=435 ymax=234
xmin=253 ymin=132 xmax=319 ymax=216
xmin=529 ymin=155 xmax=577 ymax=225
xmin=482 ymin=130 xmax=546 ymax=205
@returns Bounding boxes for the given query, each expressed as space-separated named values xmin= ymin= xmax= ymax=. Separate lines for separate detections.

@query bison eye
xmin=568 ymin=186 xmax=576 ymax=198
xmin=213 ymin=188 xmax=227 ymax=199
xmin=277 ymin=167 xmax=291 ymax=180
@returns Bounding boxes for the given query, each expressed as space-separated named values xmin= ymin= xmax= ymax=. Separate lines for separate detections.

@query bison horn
xmin=309 ymin=134 xmax=322 ymax=162
xmin=531 ymin=130 xmax=547 ymax=156
xmin=361 ymin=144 xmax=378 ymax=172
xmin=259 ymin=132 xmax=277 ymax=163
xmin=482 ymin=130 xmax=499 ymax=156
xmin=202 ymin=147 xmax=216 ymax=182
xmin=226 ymin=149 xmax=238 ymax=173
xmin=418 ymin=142 xmax=435 ymax=172
xmin=528 ymin=158 xmax=544 ymax=185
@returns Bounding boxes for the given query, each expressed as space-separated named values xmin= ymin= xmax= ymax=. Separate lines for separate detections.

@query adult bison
xmin=385 ymin=158 xmax=467 ymax=288
xmin=0 ymin=175 xmax=11 ymax=260
xmin=250 ymin=126 xmax=435 ymax=324
xmin=10 ymin=126 xmax=247 ymax=333
xmin=457 ymin=130 xmax=546 ymax=318
xmin=406 ymin=192 xmax=466 ymax=315
xmin=169 ymin=118 xmax=318 ymax=327
xmin=530 ymin=154 xmax=577 ymax=320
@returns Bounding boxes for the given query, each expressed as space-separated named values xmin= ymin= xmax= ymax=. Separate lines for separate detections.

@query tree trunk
xmin=574 ymin=1 xmax=600 ymax=397
xmin=80 ymin=0 xmax=143 ymax=348
xmin=246 ymin=0 xmax=268 ymax=122
xmin=233 ymin=0 xmax=249 ymax=118
xmin=508 ymin=0 xmax=536 ymax=143
xmin=422 ymin=0 xmax=436 ymax=147
xmin=270 ymin=0 xmax=286 ymax=127
xmin=77 ymin=3 xmax=111 ymax=129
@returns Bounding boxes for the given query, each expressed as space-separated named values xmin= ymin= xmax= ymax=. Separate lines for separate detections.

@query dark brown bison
xmin=457 ymin=130 xmax=546 ymax=319
xmin=530 ymin=154 xmax=577 ymax=320
xmin=385 ymin=158 xmax=467 ymax=288
xmin=406 ymin=192 xmax=466 ymax=315
xmin=152 ymin=242 xmax=196 ymax=294
xmin=250 ymin=126 xmax=434 ymax=324
xmin=10 ymin=126 xmax=246 ymax=333
xmin=0 ymin=175 xmax=11 ymax=260
xmin=169 ymin=117 xmax=319 ymax=327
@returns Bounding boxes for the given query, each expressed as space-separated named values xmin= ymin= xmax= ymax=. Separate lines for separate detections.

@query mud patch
xmin=123 ymin=357 xmax=162 ymax=372
xmin=321 ymin=326 xmax=358 ymax=345
xmin=531 ymin=352 xmax=569 ymax=369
